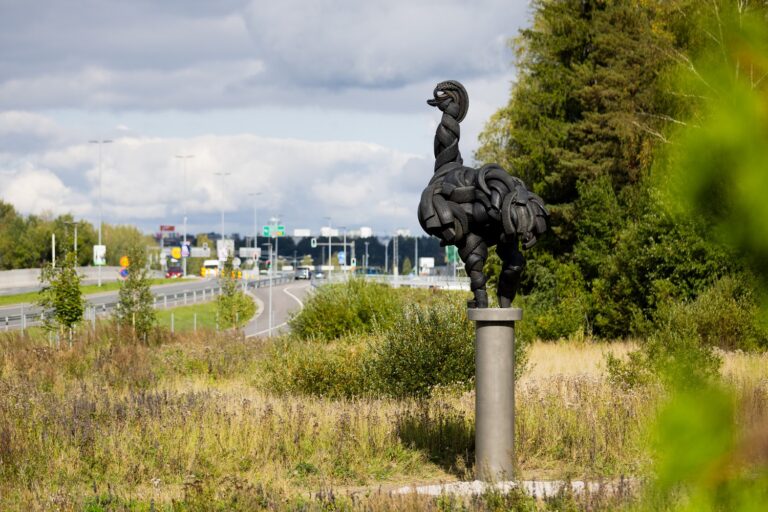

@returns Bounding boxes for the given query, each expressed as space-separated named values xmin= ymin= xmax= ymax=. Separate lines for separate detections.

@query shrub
xmin=289 ymin=279 xmax=401 ymax=341
xmin=258 ymin=336 xmax=375 ymax=399
xmin=371 ymin=297 xmax=528 ymax=398
xmin=607 ymin=299 xmax=723 ymax=390
xmin=677 ymin=274 xmax=768 ymax=351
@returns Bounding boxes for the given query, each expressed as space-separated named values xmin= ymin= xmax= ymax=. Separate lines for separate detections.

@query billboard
xmin=293 ymin=228 xmax=311 ymax=237
xmin=190 ymin=246 xmax=211 ymax=258
xmin=419 ymin=257 xmax=435 ymax=269
xmin=216 ymin=239 xmax=235 ymax=260
xmin=239 ymin=247 xmax=261 ymax=259
xmin=320 ymin=227 xmax=339 ymax=237
xmin=93 ymin=245 xmax=106 ymax=266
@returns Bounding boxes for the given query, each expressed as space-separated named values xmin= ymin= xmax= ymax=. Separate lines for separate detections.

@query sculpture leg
xmin=496 ymin=239 xmax=525 ymax=308
xmin=458 ymin=233 xmax=489 ymax=308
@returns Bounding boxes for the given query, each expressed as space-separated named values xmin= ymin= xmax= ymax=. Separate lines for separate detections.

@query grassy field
xmin=156 ymin=300 xmax=258 ymax=331
xmin=0 ymin=322 xmax=765 ymax=510
xmin=0 ymin=278 xmax=181 ymax=306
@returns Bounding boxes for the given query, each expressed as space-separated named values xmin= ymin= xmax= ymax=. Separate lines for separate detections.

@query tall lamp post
xmin=323 ymin=216 xmax=332 ymax=269
xmin=248 ymin=192 xmax=262 ymax=249
xmin=214 ymin=172 xmax=232 ymax=254
xmin=339 ymin=226 xmax=348 ymax=274
xmin=90 ymin=139 xmax=112 ymax=286
xmin=63 ymin=220 xmax=80 ymax=262
xmin=176 ymin=154 xmax=194 ymax=276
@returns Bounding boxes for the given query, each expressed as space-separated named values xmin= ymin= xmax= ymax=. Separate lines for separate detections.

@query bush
xmin=371 ymin=297 xmax=528 ymax=398
xmin=289 ymin=279 xmax=401 ymax=341
xmin=677 ymin=274 xmax=768 ymax=351
xmin=607 ymin=299 xmax=724 ymax=391
xmin=370 ymin=299 xmax=473 ymax=398
xmin=258 ymin=336 xmax=375 ymax=398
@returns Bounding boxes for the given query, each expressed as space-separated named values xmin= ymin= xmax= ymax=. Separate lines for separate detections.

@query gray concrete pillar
xmin=467 ymin=307 xmax=521 ymax=481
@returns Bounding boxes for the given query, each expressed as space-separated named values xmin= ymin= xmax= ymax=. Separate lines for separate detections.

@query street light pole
xmin=90 ymin=139 xmax=112 ymax=286
xmin=364 ymin=241 xmax=369 ymax=274
xmin=64 ymin=221 xmax=80 ymax=262
xmin=214 ymin=172 xmax=232 ymax=254
xmin=176 ymin=154 xmax=194 ymax=276
xmin=339 ymin=226 xmax=348 ymax=274
xmin=249 ymin=192 xmax=262 ymax=250
xmin=323 ymin=216 xmax=332 ymax=269
xmin=414 ymin=235 xmax=419 ymax=277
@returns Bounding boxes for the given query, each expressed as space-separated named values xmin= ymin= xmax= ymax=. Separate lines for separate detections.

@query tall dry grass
xmin=0 ymin=327 xmax=766 ymax=510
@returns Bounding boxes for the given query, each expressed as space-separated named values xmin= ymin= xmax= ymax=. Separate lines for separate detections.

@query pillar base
xmin=468 ymin=307 xmax=521 ymax=481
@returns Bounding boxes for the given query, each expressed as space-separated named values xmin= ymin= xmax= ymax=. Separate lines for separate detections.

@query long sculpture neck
xmin=433 ymin=109 xmax=463 ymax=171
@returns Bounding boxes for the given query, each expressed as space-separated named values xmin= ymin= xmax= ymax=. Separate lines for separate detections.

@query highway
xmin=0 ymin=276 xmax=302 ymax=331
xmin=244 ymin=282 xmax=312 ymax=337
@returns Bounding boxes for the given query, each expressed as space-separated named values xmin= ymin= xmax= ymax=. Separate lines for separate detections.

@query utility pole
xmin=90 ymin=139 xmax=112 ymax=286
xmin=176 ymin=154 xmax=194 ymax=277
xmin=214 ymin=172 xmax=231 ymax=256
xmin=364 ymin=241 xmax=369 ymax=273
xmin=64 ymin=220 xmax=80 ymax=262
xmin=414 ymin=236 xmax=419 ymax=277
xmin=270 ymin=215 xmax=280 ymax=272
xmin=323 ymin=216 xmax=332 ymax=270
xmin=263 ymin=242 xmax=273 ymax=337
xmin=249 ymin=192 xmax=262 ymax=250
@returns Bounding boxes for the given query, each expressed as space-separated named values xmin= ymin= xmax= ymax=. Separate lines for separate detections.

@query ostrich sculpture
xmin=418 ymin=80 xmax=549 ymax=308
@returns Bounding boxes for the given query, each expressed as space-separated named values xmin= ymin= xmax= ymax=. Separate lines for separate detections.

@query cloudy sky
xmin=0 ymin=0 xmax=531 ymax=238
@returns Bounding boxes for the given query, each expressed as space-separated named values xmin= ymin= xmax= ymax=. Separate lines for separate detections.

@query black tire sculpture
xmin=418 ymin=80 xmax=549 ymax=308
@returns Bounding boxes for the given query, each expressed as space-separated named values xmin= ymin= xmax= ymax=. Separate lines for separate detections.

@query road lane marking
xmin=246 ymin=284 xmax=309 ymax=338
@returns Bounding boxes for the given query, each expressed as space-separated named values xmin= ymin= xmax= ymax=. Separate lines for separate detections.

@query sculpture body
xmin=418 ymin=81 xmax=548 ymax=308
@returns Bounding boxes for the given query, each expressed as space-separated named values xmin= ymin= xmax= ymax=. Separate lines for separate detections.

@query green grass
xmin=0 ymin=278 xmax=181 ymax=306
xmin=156 ymin=300 xmax=257 ymax=331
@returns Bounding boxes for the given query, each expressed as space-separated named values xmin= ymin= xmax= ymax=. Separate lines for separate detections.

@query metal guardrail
xmin=316 ymin=272 xmax=471 ymax=290
xmin=0 ymin=275 xmax=294 ymax=332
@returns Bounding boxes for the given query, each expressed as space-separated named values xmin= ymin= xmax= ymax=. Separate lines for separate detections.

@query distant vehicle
xmin=314 ymin=271 xmax=325 ymax=279
xmin=295 ymin=266 xmax=312 ymax=280
xmin=165 ymin=266 xmax=183 ymax=279
xmin=356 ymin=267 xmax=382 ymax=275
xmin=201 ymin=260 xmax=220 ymax=277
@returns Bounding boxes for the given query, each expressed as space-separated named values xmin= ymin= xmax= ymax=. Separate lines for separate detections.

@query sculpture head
xmin=427 ymin=80 xmax=469 ymax=123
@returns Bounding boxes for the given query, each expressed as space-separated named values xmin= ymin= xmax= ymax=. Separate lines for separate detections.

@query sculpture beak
xmin=427 ymin=97 xmax=439 ymax=106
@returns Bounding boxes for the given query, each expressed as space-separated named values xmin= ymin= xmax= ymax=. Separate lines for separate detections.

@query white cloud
xmin=0 ymin=125 xmax=432 ymax=234
xmin=0 ymin=165 xmax=91 ymax=217
xmin=242 ymin=0 xmax=522 ymax=89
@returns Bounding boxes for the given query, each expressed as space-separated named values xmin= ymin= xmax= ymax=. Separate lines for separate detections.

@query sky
xmin=0 ymin=0 xmax=531 ymax=239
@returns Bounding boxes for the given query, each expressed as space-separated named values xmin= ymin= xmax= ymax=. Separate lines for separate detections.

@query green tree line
xmin=478 ymin=0 xmax=768 ymax=346
xmin=0 ymin=200 xmax=153 ymax=269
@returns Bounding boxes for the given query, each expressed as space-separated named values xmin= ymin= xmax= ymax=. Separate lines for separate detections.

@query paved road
xmin=244 ymin=281 xmax=312 ymax=337
xmin=0 ymin=278 xmax=297 ymax=330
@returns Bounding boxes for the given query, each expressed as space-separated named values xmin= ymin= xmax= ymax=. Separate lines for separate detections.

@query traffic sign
xmin=264 ymin=224 xmax=285 ymax=238
xmin=119 ymin=255 xmax=129 ymax=268
xmin=310 ymin=237 xmax=317 ymax=248
xmin=171 ymin=247 xmax=182 ymax=259
xmin=350 ymin=257 xmax=357 ymax=266
xmin=446 ymin=245 xmax=459 ymax=263
xmin=338 ymin=251 xmax=346 ymax=265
